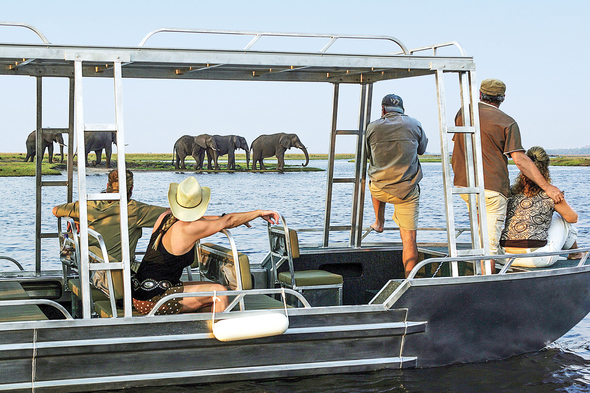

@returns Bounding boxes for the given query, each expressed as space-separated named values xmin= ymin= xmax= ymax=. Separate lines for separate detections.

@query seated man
xmin=53 ymin=169 xmax=168 ymax=269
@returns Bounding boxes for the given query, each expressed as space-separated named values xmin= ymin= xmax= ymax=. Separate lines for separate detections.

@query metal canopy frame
xmin=0 ymin=23 xmax=486 ymax=318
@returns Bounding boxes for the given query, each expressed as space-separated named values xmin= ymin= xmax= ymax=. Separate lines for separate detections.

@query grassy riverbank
xmin=1 ymin=152 xmax=588 ymax=177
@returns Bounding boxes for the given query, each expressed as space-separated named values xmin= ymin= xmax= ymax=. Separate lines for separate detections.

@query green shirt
xmin=54 ymin=199 xmax=166 ymax=262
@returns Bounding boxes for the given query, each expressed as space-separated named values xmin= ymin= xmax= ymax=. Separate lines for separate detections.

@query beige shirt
xmin=452 ymin=102 xmax=524 ymax=197
xmin=54 ymin=199 xmax=166 ymax=262
xmin=366 ymin=111 xmax=428 ymax=199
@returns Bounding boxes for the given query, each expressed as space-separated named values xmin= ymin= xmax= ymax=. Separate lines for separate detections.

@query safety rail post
xmin=436 ymin=68 xmax=489 ymax=276
xmin=352 ymin=83 xmax=372 ymax=247
xmin=322 ymin=82 xmax=372 ymax=248
xmin=71 ymin=53 xmax=132 ymax=318
xmin=323 ymin=83 xmax=339 ymax=247
xmin=34 ymin=75 xmax=73 ymax=274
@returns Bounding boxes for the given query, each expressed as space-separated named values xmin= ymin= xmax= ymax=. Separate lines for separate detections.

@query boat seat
xmin=198 ymin=241 xmax=286 ymax=310
xmin=58 ymin=218 xmax=125 ymax=317
xmin=94 ymin=300 xmax=143 ymax=318
xmin=0 ymin=281 xmax=48 ymax=322
xmin=268 ymin=216 xmax=343 ymax=307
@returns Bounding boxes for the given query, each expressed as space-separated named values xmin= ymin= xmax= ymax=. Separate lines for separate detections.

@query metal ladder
xmin=322 ymin=83 xmax=373 ymax=248
xmin=70 ymin=54 xmax=133 ymax=318
xmin=435 ymin=69 xmax=490 ymax=275
xmin=34 ymin=76 xmax=75 ymax=274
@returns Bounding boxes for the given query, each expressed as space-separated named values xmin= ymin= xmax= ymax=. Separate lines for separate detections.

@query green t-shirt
xmin=54 ymin=199 xmax=166 ymax=262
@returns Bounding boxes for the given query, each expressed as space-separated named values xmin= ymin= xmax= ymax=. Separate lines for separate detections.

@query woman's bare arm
xmin=554 ymin=199 xmax=578 ymax=223
xmin=164 ymin=210 xmax=279 ymax=255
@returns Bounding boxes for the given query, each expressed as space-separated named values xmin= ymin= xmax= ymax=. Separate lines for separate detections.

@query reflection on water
xmin=1 ymin=161 xmax=590 ymax=392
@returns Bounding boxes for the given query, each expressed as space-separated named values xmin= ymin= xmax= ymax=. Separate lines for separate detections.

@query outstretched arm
xmin=511 ymin=151 xmax=564 ymax=203
xmin=164 ymin=210 xmax=280 ymax=255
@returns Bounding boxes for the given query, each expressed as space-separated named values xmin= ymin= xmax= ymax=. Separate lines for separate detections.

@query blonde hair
xmin=151 ymin=214 xmax=178 ymax=251
xmin=511 ymin=146 xmax=551 ymax=197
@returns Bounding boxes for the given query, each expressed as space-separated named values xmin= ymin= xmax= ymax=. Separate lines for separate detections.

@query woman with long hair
xmin=500 ymin=146 xmax=581 ymax=267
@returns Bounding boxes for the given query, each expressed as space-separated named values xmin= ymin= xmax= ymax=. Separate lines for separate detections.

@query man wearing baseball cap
xmin=366 ymin=94 xmax=429 ymax=278
xmin=452 ymin=78 xmax=563 ymax=270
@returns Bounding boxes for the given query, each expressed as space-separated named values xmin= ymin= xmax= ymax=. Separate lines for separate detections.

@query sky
xmin=0 ymin=0 xmax=588 ymax=155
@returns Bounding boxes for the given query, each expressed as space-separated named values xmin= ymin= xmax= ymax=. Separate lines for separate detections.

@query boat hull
xmin=0 ymin=307 xmax=422 ymax=392
xmin=395 ymin=266 xmax=590 ymax=367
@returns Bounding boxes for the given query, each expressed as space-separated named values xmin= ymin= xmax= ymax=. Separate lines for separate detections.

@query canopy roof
xmin=0 ymin=24 xmax=474 ymax=83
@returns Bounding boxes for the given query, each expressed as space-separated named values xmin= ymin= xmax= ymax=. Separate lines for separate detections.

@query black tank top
xmin=132 ymin=214 xmax=196 ymax=300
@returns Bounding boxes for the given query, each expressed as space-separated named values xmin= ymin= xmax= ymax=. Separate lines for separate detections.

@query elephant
xmin=172 ymin=134 xmax=219 ymax=170
xmin=24 ymin=130 xmax=65 ymax=163
xmin=199 ymin=135 xmax=250 ymax=170
xmin=84 ymin=131 xmax=117 ymax=168
xmin=251 ymin=133 xmax=309 ymax=172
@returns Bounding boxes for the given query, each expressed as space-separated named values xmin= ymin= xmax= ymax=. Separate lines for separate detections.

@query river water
xmin=1 ymin=160 xmax=590 ymax=392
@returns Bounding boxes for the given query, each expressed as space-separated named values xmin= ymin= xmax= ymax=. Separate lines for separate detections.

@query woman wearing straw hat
xmin=132 ymin=176 xmax=280 ymax=315
xmin=500 ymin=146 xmax=581 ymax=268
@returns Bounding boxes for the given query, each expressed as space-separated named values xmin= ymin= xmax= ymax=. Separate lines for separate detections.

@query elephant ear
xmin=280 ymin=136 xmax=291 ymax=149
xmin=195 ymin=137 xmax=207 ymax=149
xmin=232 ymin=136 xmax=239 ymax=147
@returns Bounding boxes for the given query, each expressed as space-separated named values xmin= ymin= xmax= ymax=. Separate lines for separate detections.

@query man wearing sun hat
xmin=366 ymin=93 xmax=428 ymax=278
xmin=452 ymin=78 xmax=564 ymax=266
xmin=131 ymin=176 xmax=279 ymax=315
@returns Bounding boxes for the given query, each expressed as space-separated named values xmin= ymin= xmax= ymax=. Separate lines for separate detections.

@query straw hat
xmin=168 ymin=176 xmax=211 ymax=222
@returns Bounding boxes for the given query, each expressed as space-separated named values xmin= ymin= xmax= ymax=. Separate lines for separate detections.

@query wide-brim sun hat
xmin=168 ymin=176 xmax=211 ymax=222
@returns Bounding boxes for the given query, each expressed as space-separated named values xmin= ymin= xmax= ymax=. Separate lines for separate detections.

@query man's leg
xmin=391 ymin=185 xmax=420 ymax=278
xmin=400 ymin=229 xmax=418 ymax=278
xmin=371 ymin=195 xmax=386 ymax=233
xmin=484 ymin=191 xmax=508 ymax=273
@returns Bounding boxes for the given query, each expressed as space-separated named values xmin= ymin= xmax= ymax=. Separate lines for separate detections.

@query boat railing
xmin=387 ymin=41 xmax=466 ymax=56
xmin=407 ymin=247 xmax=590 ymax=279
xmin=0 ymin=256 xmax=25 ymax=271
xmin=0 ymin=21 xmax=51 ymax=44
xmin=295 ymin=225 xmax=472 ymax=243
xmin=147 ymin=288 xmax=311 ymax=316
xmin=138 ymin=27 xmax=410 ymax=55
xmin=0 ymin=299 xmax=73 ymax=320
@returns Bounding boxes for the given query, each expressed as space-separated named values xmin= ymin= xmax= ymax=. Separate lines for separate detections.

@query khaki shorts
xmin=369 ymin=183 xmax=420 ymax=230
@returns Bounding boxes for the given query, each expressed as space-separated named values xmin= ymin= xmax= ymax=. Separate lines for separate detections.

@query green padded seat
xmin=278 ymin=270 xmax=343 ymax=286
xmin=94 ymin=300 xmax=143 ymax=318
xmin=199 ymin=242 xmax=252 ymax=290
xmin=229 ymin=294 xmax=289 ymax=310
xmin=67 ymin=278 xmax=109 ymax=302
xmin=0 ymin=281 xmax=48 ymax=322
xmin=0 ymin=281 xmax=29 ymax=300
xmin=0 ymin=305 xmax=48 ymax=322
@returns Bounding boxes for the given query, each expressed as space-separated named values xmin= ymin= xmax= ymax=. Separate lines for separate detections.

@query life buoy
xmin=213 ymin=312 xmax=289 ymax=342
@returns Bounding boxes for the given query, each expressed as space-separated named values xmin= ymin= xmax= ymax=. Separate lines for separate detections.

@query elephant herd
xmin=173 ymin=133 xmax=309 ymax=172
xmin=24 ymin=129 xmax=310 ymax=172
xmin=24 ymin=130 xmax=117 ymax=167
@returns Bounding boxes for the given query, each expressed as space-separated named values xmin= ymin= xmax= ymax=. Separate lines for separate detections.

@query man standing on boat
xmin=52 ymin=169 xmax=168 ymax=271
xmin=452 ymin=78 xmax=563 ymax=264
xmin=366 ymin=94 xmax=428 ymax=278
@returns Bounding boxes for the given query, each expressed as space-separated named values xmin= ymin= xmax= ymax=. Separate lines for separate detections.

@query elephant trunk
xmin=299 ymin=145 xmax=309 ymax=167
xmin=245 ymin=148 xmax=250 ymax=170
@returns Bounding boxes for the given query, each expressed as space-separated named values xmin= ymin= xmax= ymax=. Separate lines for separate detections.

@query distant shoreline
xmin=1 ymin=153 xmax=588 ymax=177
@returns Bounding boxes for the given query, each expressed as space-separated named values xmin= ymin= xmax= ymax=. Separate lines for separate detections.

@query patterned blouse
xmin=500 ymin=191 xmax=555 ymax=248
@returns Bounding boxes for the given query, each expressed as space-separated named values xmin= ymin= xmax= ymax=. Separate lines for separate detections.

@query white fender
xmin=213 ymin=312 xmax=289 ymax=342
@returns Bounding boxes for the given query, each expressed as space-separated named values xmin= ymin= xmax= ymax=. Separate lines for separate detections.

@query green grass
xmin=2 ymin=152 xmax=588 ymax=177
xmin=0 ymin=153 xmax=62 ymax=176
